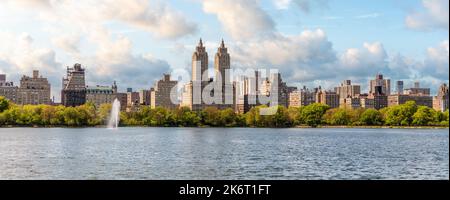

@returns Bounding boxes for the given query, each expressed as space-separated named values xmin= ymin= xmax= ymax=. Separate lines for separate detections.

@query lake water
xmin=0 ymin=128 xmax=448 ymax=180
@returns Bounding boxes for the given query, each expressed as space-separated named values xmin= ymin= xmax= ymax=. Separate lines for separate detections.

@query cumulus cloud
xmin=230 ymin=29 xmax=337 ymax=83
xmin=423 ymin=40 xmax=449 ymax=79
xmin=386 ymin=41 xmax=449 ymax=92
xmin=202 ymin=0 xmax=275 ymax=40
xmin=81 ymin=27 xmax=171 ymax=89
xmin=233 ymin=29 xmax=334 ymax=66
xmin=51 ymin=34 xmax=81 ymax=55
xmin=0 ymin=0 xmax=176 ymax=101
xmin=339 ymin=42 xmax=389 ymax=76
xmin=0 ymin=32 xmax=62 ymax=98
xmin=4 ymin=0 xmax=197 ymax=39
xmin=5 ymin=0 xmax=52 ymax=8
xmin=273 ymin=0 xmax=329 ymax=12
xmin=406 ymin=0 xmax=449 ymax=31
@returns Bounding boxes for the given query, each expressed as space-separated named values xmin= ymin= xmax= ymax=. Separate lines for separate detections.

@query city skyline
xmin=0 ymin=0 xmax=448 ymax=101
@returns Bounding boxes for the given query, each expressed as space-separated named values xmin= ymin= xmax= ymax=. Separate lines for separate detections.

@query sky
xmin=0 ymin=0 xmax=448 ymax=101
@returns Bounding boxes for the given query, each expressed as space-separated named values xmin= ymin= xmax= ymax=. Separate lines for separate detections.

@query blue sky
xmin=0 ymin=0 xmax=448 ymax=101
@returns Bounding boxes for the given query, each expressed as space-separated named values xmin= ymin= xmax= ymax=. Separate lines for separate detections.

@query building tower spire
xmin=199 ymin=38 xmax=203 ymax=47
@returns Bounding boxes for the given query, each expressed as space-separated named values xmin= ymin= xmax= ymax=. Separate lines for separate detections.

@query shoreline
xmin=1 ymin=125 xmax=448 ymax=129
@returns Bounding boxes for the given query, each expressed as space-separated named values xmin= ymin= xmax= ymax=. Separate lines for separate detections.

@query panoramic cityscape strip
xmin=0 ymin=39 xmax=448 ymax=127
xmin=0 ymin=0 xmax=448 ymax=185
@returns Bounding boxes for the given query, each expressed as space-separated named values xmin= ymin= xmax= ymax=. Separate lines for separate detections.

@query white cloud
xmin=340 ymin=42 xmax=388 ymax=73
xmin=202 ymin=0 xmax=275 ymax=40
xmin=230 ymin=29 xmax=337 ymax=83
xmin=423 ymin=40 xmax=449 ymax=79
xmin=406 ymin=0 xmax=449 ymax=31
xmin=6 ymin=0 xmax=52 ymax=8
xmin=51 ymin=34 xmax=81 ymax=55
xmin=273 ymin=0 xmax=292 ymax=9
xmin=3 ymin=0 xmax=197 ymax=39
xmin=273 ymin=0 xmax=329 ymax=13
xmin=0 ymin=32 xmax=62 ymax=98
xmin=74 ymin=26 xmax=171 ymax=93
xmin=233 ymin=29 xmax=335 ymax=66
xmin=0 ymin=0 xmax=177 ymax=100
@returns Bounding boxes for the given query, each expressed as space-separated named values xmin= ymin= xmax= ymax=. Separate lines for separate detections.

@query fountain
xmin=107 ymin=98 xmax=121 ymax=129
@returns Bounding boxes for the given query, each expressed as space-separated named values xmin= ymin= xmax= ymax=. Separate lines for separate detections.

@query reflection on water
xmin=0 ymin=128 xmax=448 ymax=180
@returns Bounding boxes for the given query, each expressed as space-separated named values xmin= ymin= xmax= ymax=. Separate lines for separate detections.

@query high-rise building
xmin=341 ymin=97 xmax=361 ymax=109
xmin=396 ymin=81 xmax=404 ymax=95
xmin=316 ymin=87 xmax=339 ymax=108
xmin=182 ymin=39 xmax=210 ymax=111
xmin=115 ymin=92 xmax=128 ymax=111
xmin=388 ymin=95 xmax=433 ymax=108
xmin=61 ymin=63 xmax=86 ymax=107
xmin=404 ymin=81 xmax=430 ymax=96
xmin=214 ymin=40 xmax=234 ymax=110
xmin=335 ymin=80 xmax=361 ymax=99
xmin=151 ymin=74 xmax=178 ymax=110
xmin=16 ymin=70 xmax=51 ymax=105
xmin=433 ymin=83 xmax=449 ymax=112
xmin=369 ymin=74 xmax=391 ymax=96
xmin=139 ymin=89 xmax=151 ymax=106
xmin=0 ymin=74 xmax=18 ymax=103
xmin=0 ymin=74 xmax=6 ymax=85
xmin=268 ymin=73 xmax=289 ymax=108
xmin=183 ymin=39 xmax=236 ymax=111
xmin=360 ymin=97 xmax=375 ymax=109
xmin=235 ymin=71 xmax=261 ymax=114
xmin=192 ymin=39 xmax=208 ymax=83
xmin=181 ymin=82 xmax=193 ymax=109
xmin=288 ymin=86 xmax=316 ymax=108
xmin=1 ymin=71 xmax=52 ymax=105
xmin=372 ymin=85 xmax=388 ymax=110
xmin=127 ymin=90 xmax=140 ymax=107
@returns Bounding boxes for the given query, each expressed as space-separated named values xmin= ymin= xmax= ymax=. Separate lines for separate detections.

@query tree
xmin=359 ymin=109 xmax=383 ymax=125
xmin=412 ymin=106 xmax=435 ymax=126
xmin=51 ymin=106 xmax=66 ymax=125
xmin=220 ymin=108 xmax=238 ymax=127
xmin=442 ymin=109 xmax=449 ymax=126
xmin=271 ymin=106 xmax=292 ymax=127
xmin=0 ymin=96 xmax=10 ymax=113
xmin=78 ymin=103 xmax=99 ymax=126
xmin=324 ymin=108 xmax=351 ymax=125
xmin=287 ymin=107 xmax=300 ymax=126
xmin=245 ymin=107 xmax=258 ymax=127
xmin=98 ymin=103 xmax=112 ymax=125
xmin=299 ymin=103 xmax=330 ymax=127
xmin=175 ymin=107 xmax=200 ymax=127
xmin=63 ymin=107 xmax=82 ymax=126
xmin=201 ymin=107 xmax=222 ymax=126
xmin=385 ymin=101 xmax=417 ymax=126
xmin=152 ymin=107 xmax=175 ymax=127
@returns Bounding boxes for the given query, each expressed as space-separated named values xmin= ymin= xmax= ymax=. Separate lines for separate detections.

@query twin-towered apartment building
xmin=1 ymin=39 xmax=449 ymax=113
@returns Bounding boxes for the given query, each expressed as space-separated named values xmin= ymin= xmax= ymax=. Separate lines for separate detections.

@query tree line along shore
xmin=0 ymin=96 xmax=448 ymax=128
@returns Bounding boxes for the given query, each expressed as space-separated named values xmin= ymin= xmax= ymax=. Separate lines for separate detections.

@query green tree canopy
xmin=359 ymin=109 xmax=384 ymax=126
xmin=0 ymin=96 xmax=10 ymax=113
xmin=384 ymin=101 xmax=417 ymax=126
xmin=324 ymin=108 xmax=351 ymax=125
xmin=298 ymin=103 xmax=330 ymax=127
xmin=412 ymin=106 xmax=436 ymax=126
